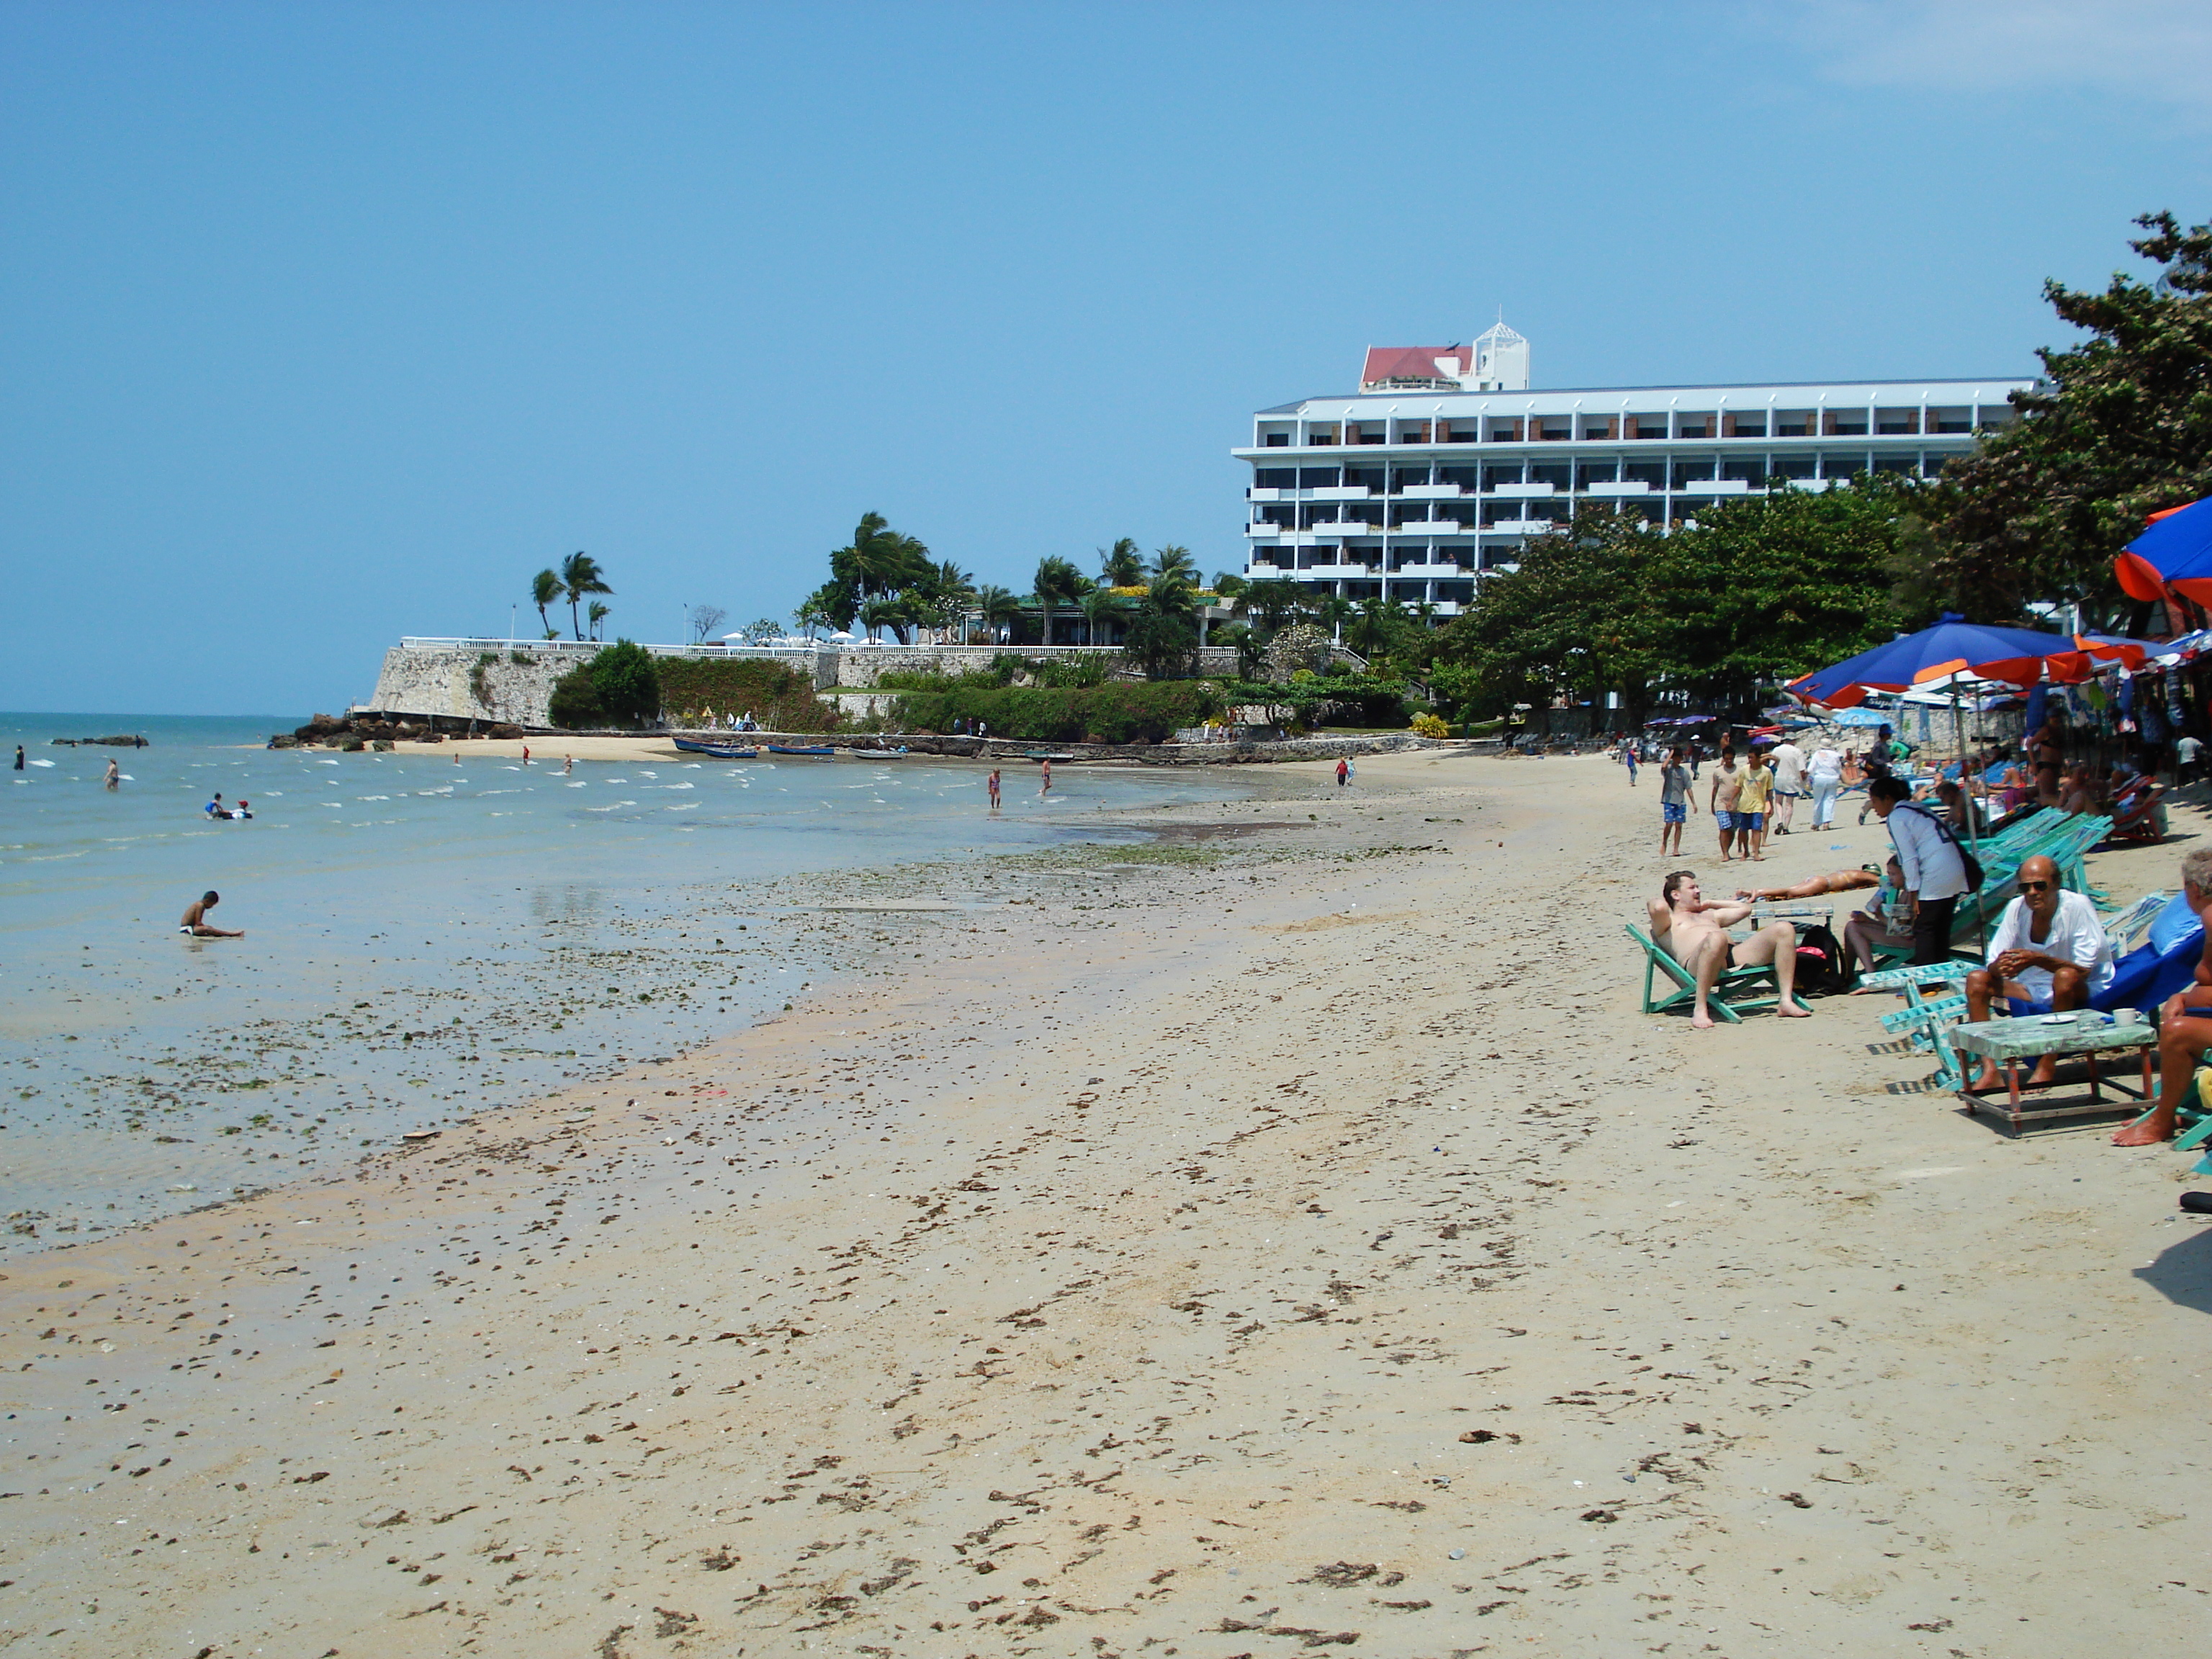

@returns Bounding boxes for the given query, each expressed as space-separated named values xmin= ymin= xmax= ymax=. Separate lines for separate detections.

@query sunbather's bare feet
xmin=2023 ymin=1057 xmax=2061 ymax=1088
xmin=1691 ymin=1010 xmax=1716 ymax=1030
xmin=2113 ymin=1109 xmax=2175 ymax=1146
xmin=1778 ymin=997 xmax=1812 ymax=1017
xmin=1969 ymin=1061 xmax=2005 ymax=1092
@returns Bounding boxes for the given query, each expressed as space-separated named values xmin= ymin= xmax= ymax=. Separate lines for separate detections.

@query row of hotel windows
xmin=1251 ymin=451 xmax=1943 ymax=505
xmin=1256 ymin=406 xmax=2013 ymax=446
xmin=1238 ymin=577 xmax=1476 ymax=603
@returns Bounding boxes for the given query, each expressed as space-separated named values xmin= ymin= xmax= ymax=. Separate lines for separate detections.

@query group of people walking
xmin=1646 ymin=734 xmax=1850 ymax=861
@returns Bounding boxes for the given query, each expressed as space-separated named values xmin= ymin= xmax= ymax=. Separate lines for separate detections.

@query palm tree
xmin=1080 ymin=585 xmax=1122 ymax=646
xmin=530 ymin=568 xmax=563 ymax=637
xmin=1316 ymin=593 xmax=1355 ymax=644
xmin=560 ymin=552 xmax=613 ymax=641
xmin=833 ymin=513 xmax=932 ymax=600
xmin=858 ymin=596 xmax=911 ymax=644
xmin=1032 ymin=556 xmax=1089 ymax=647
xmin=974 ymin=584 xmax=1020 ymax=644
xmin=1099 ymin=538 xmax=1144 ymax=587
xmin=1149 ymin=544 xmax=1198 ymax=585
xmin=1351 ymin=596 xmax=1398 ymax=659
xmin=587 ymin=600 xmax=611 ymax=641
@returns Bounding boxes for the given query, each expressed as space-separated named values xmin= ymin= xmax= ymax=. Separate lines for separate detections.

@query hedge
xmin=891 ymin=680 xmax=1220 ymax=743
xmin=654 ymin=659 xmax=840 ymax=732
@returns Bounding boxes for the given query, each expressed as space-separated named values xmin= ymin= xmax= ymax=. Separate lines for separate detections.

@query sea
xmin=0 ymin=713 xmax=1276 ymax=1254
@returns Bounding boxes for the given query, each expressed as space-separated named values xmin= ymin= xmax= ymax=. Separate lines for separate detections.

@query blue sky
xmin=3 ymin=1 xmax=2207 ymax=716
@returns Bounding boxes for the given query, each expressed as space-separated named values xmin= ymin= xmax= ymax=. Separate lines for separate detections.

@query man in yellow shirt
xmin=1735 ymin=748 xmax=1774 ymax=861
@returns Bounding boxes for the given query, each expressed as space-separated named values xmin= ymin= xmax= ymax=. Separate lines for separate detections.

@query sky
xmin=3 ymin=1 xmax=2208 ymax=716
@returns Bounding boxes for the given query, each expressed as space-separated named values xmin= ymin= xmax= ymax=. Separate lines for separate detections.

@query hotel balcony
xmin=1577 ymin=479 xmax=1650 ymax=494
xmin=1487 ymin=518 xmax=1552 ymax=534
xmin=1309 ymin=485 xmax=1374 ymax=501
xmin=1491 ymin=481 xmax=1555 ymax=498
xmin=1397 ymin=482 xmax=1467 ymax=500
xmin=1247 ymin=487 xmax=1285 ymax=502
xmin=1245 ymin=522 xmax=1282 ymax=537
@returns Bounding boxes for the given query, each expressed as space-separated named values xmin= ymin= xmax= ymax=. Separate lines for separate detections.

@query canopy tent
xmin=2115 ymin=496 xmax=2212 ymax=605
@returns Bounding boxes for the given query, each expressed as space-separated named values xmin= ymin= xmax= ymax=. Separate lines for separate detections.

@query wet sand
xmin=2 ymin=752 xmax=2205 ymax=1657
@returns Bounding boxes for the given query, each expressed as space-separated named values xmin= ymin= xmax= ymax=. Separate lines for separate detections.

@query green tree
xmin=530 ymin=567 xmax=564 ymax=637
xmin=1149 ymin=544 xmax=1198 ymax=585
xmin=858 ymin=596 xmax=907 ymax=644
xmin=559 ymin=552 xmax=613 ymax=642
xmin=974 ymin=584 xmax=1021 ymax=643
xmin=1314 ymin=593 xmax=1355 ymax=644
xmin=589 ymin=639 xmax=660 ymax=726
xmin=832 ymin=513 xmax=932 ymax=599
xmin=1080 ymin=585 xmax=1122 ymax=645
xmin=1032 ymin=555 xmax=1091 ymax=647
xmin=587 ymin=599 xmax=610 ymax=641
xmin=1099 ymin=538 xmax=1145 ymax=587
xmin=1930 ymin=211 xmax=2212 ymax=621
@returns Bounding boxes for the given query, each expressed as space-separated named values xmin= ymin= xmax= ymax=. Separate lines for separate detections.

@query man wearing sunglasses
xmin=1959 ymin=854 xmax=2113 ymax=1092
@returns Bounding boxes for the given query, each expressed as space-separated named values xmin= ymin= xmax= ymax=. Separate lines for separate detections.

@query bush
xmin=890 ymin=680 xmax=1220 ymax=743
xmin=589 ymin=640 xmax=660 ymax=726
xmin=547 ymin=663 xmax=606 ymax=728
xmin=1410 ymin=711 xmax=1450 ymax=739
xmin=653 ymin=657 xmax=839 ymax=732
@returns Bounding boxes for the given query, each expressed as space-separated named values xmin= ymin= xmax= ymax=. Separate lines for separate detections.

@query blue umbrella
xmin=1788 ymin=613 xmax=2100 ymax=709
xmin=2116 ymin=497 xmax=2212 ymax=604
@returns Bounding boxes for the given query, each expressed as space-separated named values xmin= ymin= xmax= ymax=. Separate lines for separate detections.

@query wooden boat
xmin=767 ymin=742 xmax=836 ymax=757
xmin=673 ymin=737 xmax=760 ymax=759
xmin=1025 ymin=751 xmax=1076 ymax=763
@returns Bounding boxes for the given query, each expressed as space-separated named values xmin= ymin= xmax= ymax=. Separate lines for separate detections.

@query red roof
xmin=1361 ymin=346 xmax=1468 ymax=385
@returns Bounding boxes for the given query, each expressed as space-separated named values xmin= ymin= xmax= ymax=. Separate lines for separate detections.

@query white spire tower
xmin=1470 ymin=317 xmax=1529 ymax=391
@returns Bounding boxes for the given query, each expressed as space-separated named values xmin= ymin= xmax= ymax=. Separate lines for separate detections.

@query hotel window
xmin=1721 ymin=457 xmax=1768 ymax=484
xmin=1308 ymin=426 xmax=1339 ymax=445
xmin=1480 ymin=462 xmax=1523 ymax=491
xmin=1769 ymin=455 xmax=1815 ymax=480
xmin=1821 ymin=452 xmax=1866 ymax=480
xmin=1671 ymin=460 xmax=1716 ymax=490
xmin=1675 ymin=413 xmax=1716 ymax=439
xmin=1824 ymin=411 xmax=1869 ymax=436
xmin=1343 ymin=466 xmax=1385 ymax=493
xmin=1299 ymin=466 xmax=1341 ymax=489
xmin=1436 ymin=580 xmax=1474 ymax=604
xmin=1388 ymin=465 xmax=1430 ymax=493
xmin=1579 ymin=415 xmax=1618 ymax=440
xmin=1437 ymin=465 xmax=1478 ymax=491
xmin=1922 ymin=454 xmax=1948 ymax=477
xmin=1354 ymin=424 xmax=1388 ymax=444
xmin=1871 ymin=457 xmax=1918 ymax=476
xmin=1772 ymin=410 xmax=1815 ymax=437
xmin=1875 ymin=409 xmax=1920 ymax=435
xmin=1724 ymin=414 xmax=1766 ymax=438
xmin=1254 ymin=468 xmax=1296 ymax=489
xmin=1528 ymin=462 xmax=1571 ymax=491
xmin=1624 ymin=460 xmax=1667 ymax=488
xmin=1575 ymin=461 xmax=1617 ymax=488
xmin=1537 ymin=418 xmax=1572 ymax=441
xmin=1928 ymin=407 xmax=1971 ymax=434
xmin=1445 ymin=426 xmax=1479 ymax=443
xmin=1627 ymin=413 xmax=1668 ymax=439
xmin=1485 ymin=417 xmax=1524 ymax=441
xmin=1975 ymin=405 xmax=2018 ymax=431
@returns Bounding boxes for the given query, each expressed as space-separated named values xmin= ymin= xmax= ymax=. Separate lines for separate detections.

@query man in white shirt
xmin=1960 ymin=854 xmax=2112 ymax=1090
xmin=1866 ymin=775 xmax=1970 ymax=964
xmin=1805 ymin=741 xmax=1844 ymax=830
xmin=2176 ymin=732 xmax=2203 ymax=784
xmin=1768 ymin=739 xmax=1805 ymax=835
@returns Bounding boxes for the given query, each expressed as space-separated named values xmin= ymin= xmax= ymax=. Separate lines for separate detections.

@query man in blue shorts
xmin=1659 ymin=747 xmax=1694 ymax=856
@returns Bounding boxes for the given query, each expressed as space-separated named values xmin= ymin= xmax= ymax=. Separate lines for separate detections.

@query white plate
xmin=2038 ymin=1014 xmax=2077 ymax=1025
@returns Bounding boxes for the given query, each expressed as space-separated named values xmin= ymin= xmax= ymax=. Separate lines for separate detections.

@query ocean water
xmin=0 ymin=713 xmax=1274 ymax=1251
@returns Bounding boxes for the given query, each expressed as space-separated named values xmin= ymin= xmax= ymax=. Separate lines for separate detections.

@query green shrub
xmin=547 ymin=663 xmax=606 ymax=728
xmin=653 ymin=657 xmax=839 ymax=732
xmin=890 ymin=680 xmax=1218 ymax=743
xmin=590 ymin=640 xmax=661 ymax=726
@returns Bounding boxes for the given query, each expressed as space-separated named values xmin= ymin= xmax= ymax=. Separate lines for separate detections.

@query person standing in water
xmin=12 ymin=745 xmax=22 ymax=771
xmin=104 ymin=757 xmax=119 ymax=788
xmin=563 ymin=755 xmax=573 ymax=774
xmin=986 ymin=768 xmax=1002 ymax=811
xmin=1040 ymin=758 xmax=1053 ymax=796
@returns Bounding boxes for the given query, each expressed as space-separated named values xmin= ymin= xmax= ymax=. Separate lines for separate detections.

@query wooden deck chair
xmin=1626 ymin=924 xmax=1779 ymax=1023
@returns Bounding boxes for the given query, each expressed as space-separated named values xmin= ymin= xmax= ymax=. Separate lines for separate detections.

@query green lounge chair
xmin=1627 ymin=924 xmax=1779 ymax=1023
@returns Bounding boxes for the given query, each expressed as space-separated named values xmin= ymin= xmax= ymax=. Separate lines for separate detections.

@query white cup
xmin=2111 ymin=1007 xmax=2140 ymax=1026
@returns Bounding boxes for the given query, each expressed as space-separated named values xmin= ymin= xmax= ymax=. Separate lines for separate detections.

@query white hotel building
xmin=1237 ymin=322 xmax=2036 ymax=616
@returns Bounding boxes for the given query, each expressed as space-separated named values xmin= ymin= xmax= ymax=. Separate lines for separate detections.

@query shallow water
xmin=0 ymin=713 xmax=1272 ymax=1251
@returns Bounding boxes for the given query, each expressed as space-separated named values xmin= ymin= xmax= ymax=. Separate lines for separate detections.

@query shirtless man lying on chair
xmin=1735 ymin=868 xmax=1880 ymax=902
xmin=1649 ymin=870 xmax=1813 ymax=1029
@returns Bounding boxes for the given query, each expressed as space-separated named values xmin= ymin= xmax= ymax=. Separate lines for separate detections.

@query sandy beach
xmin=3 ymin=751 xmax=2205 ymax=1658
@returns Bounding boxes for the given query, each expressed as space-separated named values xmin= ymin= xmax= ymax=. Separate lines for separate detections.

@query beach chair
xmin=1626 ymin=924 xmax=1779 ymax=1023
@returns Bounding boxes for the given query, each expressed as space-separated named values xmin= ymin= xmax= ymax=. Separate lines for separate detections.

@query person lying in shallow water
xmin=179 ymin=891 xmax=243 ymax=938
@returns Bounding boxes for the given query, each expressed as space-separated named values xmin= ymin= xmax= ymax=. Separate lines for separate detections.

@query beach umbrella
xmin=2115 ymin=497 xmax=2212 ymax=603
xmin=1786 ymin=613 xmax=2111 ymax=709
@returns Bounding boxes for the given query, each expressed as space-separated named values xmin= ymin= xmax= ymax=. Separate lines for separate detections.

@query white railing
xmin=398 ymin=637 xmax=832 ymax=658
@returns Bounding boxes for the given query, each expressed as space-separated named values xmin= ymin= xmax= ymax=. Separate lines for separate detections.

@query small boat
xmin=1025 ymin=751 xmax=1075 ymax=763
xmin=767 ymin=742 xmax=836 ymax=757
xmin=674 ymin=737 xmax=760 ymax=759
xmin=850 ymin=745 xmax=910 ymax=757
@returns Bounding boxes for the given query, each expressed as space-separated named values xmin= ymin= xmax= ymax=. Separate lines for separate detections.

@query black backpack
xmin=1791 ymin=922 xmax=1851 ymax=997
